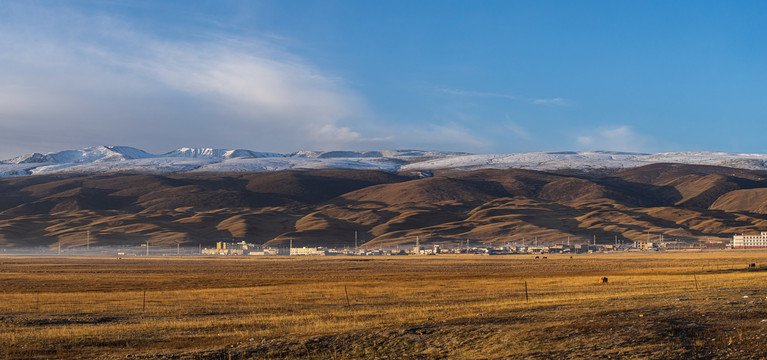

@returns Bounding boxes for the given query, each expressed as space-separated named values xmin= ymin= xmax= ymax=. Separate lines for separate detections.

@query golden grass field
xmin=1 ymin=251 xmax=767 ymax=359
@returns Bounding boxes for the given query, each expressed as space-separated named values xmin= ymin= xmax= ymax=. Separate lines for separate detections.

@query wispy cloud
xmin=0 ymin=3 xmax=380 ymax=158
xmin=532 ymin=97 xmax=572 ymax=106
xmin=391 ymin=122 xmax=491 ymax=153
xmin=505 ymin=115 xmax=531 ymax=139
xmin=575 ymin=125 xmax=653 ymax=153
xmin=440 ymin=87 xmax=572 ymax=106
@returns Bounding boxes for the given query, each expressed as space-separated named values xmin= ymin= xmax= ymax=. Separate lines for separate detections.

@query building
xmin=217 ymin=241 xmax=256 ymax=251
xmin=249 ymin=247 xmax=289 ymax=256
xmin=202 ymin=240 xmax=259 ymax=255
xmin=635 ymin=241 xmax=657 ymax=251
xmin=290 ymin=247 xmax=327 ymax=256
xmin=733 ymin=232 xmax=767 ymax=248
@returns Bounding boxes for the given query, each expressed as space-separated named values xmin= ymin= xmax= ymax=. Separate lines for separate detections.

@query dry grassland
xmin=1 ymin=252 xmax=767 ymax=359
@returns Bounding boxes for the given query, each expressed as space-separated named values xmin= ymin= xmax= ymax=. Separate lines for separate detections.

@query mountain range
xmin=2 ymin=146 xmax=767 ymax=249
xmin=4 ymin=146 xmax=767 ymax=177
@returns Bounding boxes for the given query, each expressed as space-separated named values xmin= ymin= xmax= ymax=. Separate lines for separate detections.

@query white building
xmin=732 ymin=232 xmax=767 ymax=248
xmin=290 ymin=247 xmax=327 ymax=256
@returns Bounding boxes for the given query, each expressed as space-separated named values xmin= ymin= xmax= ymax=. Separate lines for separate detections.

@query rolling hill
xmin=1 ymin=163 xmax=767 ymax=249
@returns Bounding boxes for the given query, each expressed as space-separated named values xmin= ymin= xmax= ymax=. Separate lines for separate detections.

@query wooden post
xmin=694 ymin=275 xmax=699 ymax=290
xmin=142 ymin=290 xmax=147 ymax=311
xmin=524 ymin=281 xmax=529 ymax=302
xmin=344 ymin=285 xmax=351 ymax=307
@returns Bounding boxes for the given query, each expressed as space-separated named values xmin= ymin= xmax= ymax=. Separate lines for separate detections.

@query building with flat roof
xmin=290 ymin=247 xmax=327 ymax=256
xmin=733 ymin=232 xmax=767 ymax=248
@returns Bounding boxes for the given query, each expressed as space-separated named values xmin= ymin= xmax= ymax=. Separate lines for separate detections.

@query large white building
xmin=732 ymin=232 xmax=767 ymax=248
xmin=290 ymin=247 xmax=327 ymax=256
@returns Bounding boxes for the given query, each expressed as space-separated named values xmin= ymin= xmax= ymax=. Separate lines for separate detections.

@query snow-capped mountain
xmin=3 ymin=147 xmax=767 ymax=177
xmin=290 ymin=150 xmax=467 ymax=158
xmin=163 ymin=147 xmax=283 ymax=159
xmin=5 ymin=146 xmax=154 ymax=164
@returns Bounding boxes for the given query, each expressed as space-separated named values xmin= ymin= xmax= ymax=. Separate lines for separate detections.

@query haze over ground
xmin=1 ymin=1 xmax=766 ymax=160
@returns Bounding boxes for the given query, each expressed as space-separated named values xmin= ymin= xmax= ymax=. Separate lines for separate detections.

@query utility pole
xmin=86 ymin=230 xmax=90 ymax=251
xmin=146 ymin=241 xmax=149 ymax=257
xmin=177 ymin=243 xmax=180 ymax=256
xmin=354 ymin=231 xmax=358 ymax=253
xmin=58 ymin=239 xmax=61 ymax=255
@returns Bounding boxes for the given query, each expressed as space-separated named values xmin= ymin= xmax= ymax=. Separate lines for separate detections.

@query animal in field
xmin=599 ymin=277 xmax=608 ymax=284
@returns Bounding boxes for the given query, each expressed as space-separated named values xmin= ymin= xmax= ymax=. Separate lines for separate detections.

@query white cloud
xmin=0 ymin=3 xmax=371 ymax=159
xmin=575 ymin=125 xmax=652 ymax=153
xmin=142 ymin=42 xmax=360 ymax=124
xmin=392 ymin=122 xmax=490 ymax=153
xmin=533 ymin=97 xmax=572 ymax=106
xmin=440 ymin=87 xmax=571 ymax=106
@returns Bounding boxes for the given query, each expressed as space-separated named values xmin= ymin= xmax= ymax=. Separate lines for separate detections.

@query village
xmin=7 ymin=233 xmax=750 ymax=257
xmin=200 ymin=235 xmax=731 ymax=257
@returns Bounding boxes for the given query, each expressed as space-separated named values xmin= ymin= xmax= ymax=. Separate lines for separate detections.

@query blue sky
xmin=1 ymin=0 xmax=766 ymax=159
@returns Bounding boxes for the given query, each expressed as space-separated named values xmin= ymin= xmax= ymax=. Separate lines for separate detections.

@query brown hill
xmin=710 ymin=188 xmax=767 ymax=214
xmin=1 ymin=164 xmax=767 ymax=249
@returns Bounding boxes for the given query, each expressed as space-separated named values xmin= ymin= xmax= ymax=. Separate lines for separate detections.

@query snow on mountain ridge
xmin=163 ymin=148 xmax=283 ymax=159
xmin=4 ymin=147 xmax=767 ymax=177
xmin=400 ymin=151 xmax=767 ymax=172
xmin=289 ymin=150 xmax=468 ymax=158
xmin=3 ymin=146 xmax=153 ymax=164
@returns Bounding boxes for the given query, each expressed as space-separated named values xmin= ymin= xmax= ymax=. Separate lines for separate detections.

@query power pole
xmin=146 ymin=241 xmax=149 ymax=257
xmin=58 ymin=239 xmax=61 ymax=255
xmin=177 ymin=243 xmax=180 ymax=256
xmin=86 ymin=230 xmax=90 ymax=251
xmin=354 ymin=231 xmax=358 ymax=253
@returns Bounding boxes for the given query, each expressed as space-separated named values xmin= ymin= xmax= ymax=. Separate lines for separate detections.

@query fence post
xmin=344 ymin=286 xmax=351 ymax=307
xmin=694 ymin=275 xmax=699 ymax=290
xmin=524 ymin=281 xmax=529 ymax=302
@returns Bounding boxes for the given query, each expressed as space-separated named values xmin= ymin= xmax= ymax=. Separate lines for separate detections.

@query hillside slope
xmin=1 ymin=164 xmax=766 ymax=249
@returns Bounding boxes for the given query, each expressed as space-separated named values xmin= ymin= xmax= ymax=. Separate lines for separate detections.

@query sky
xmin=1 ymin=0 xmax=766 ymax=159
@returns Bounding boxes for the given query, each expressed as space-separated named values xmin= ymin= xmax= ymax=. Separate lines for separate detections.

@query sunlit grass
xmin=0 ymin=251 xmax=766 ymax=358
